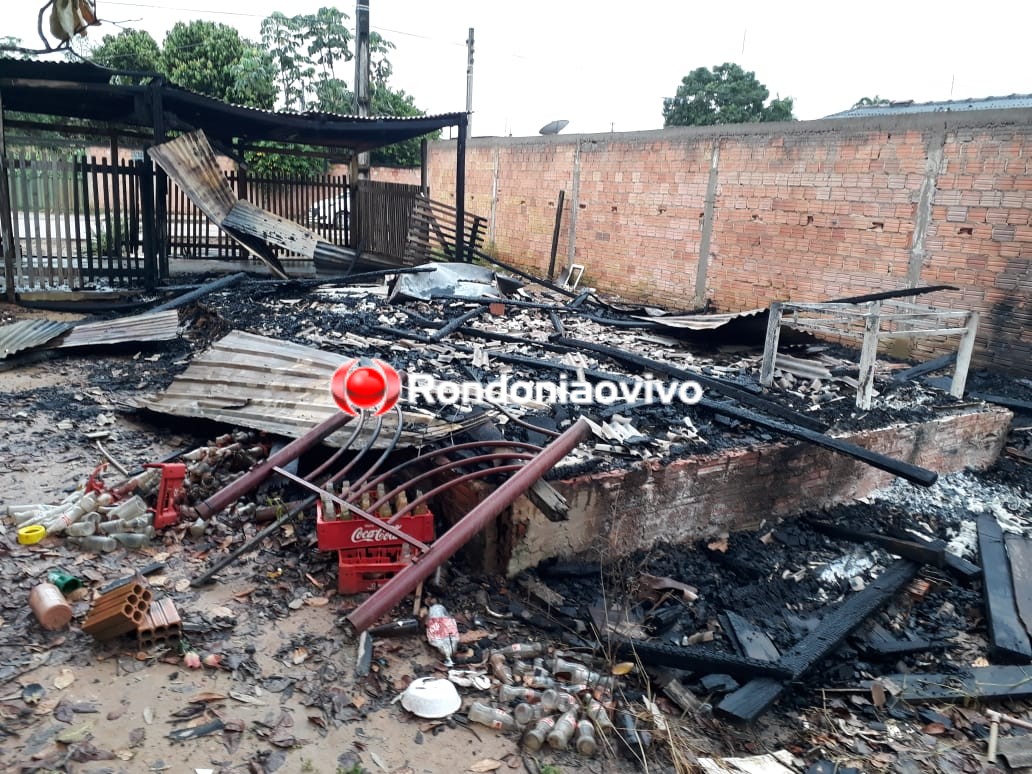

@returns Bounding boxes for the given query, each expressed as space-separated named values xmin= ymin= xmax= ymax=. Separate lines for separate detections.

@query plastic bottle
xmin=425 ymin=604 xmax=458 ymax=665
xmin=522 ymin=716 xmax=556 ymax=751
xmin=546 ymin=709 xmax=579 ymax=750
xmin=467 ymin=702 xmax=518 ymax=731
xmin=68 ymin=535 xmax=118 ymax=553
xmin=575 ymin=719 xmax=598 ymax=756
xmin=29 ymin=583 xmax=72 ymax=631
xmin=513 ymin=702 xmax=542 ymax=726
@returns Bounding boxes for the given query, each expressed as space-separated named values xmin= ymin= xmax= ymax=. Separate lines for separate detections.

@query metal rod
xmin=190 ymin=410 xmax=353 ymax=519
xmin=346 ymin=417 xmax=590 ymax=632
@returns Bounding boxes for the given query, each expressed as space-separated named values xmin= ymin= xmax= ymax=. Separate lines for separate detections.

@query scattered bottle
xmin=542 ymin=689 xmax=578 ymax=713
xmin=513 ymin=702 xmax=542 ymax=726
xmin=425 ymin=604 xmax=459 ymax=665
xmin=546 ymin=709 xmax=579 ymax=750
xmin=489 ymin=652 xmax=514 ymax=685
xmin=467 ymin=702 xmax=518 ymax=731
xmin=376 ymin=483 xmax=392 ymax=519
xmin=68 ymin=535 xmax=118 ymax=553
xmin=394 ymin=489 xmax=409 ymax=514
xmin=498 ymin=685 xmax=540 ymax=704
xmin=522 ymin=716 xmax=557 ymax=751
xmin=493 ymin=642 xmax=545 ymax=659
xmin=575 ymin=719 xmax=598 ymax=756
xmin=582 ymin=696 xmax=615 ymax=731
xmin=110 ymin=532 xmax=149 ymax=549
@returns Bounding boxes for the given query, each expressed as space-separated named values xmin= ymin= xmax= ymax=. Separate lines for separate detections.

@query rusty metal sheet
xmin=55 ymin=310 xmax=180 ymax=349
xmin=138 ymin=330 xmax=485 ymax=448
xmin=0 ymin=319 xmax=73 ymax=359
xmin=148 ymin=131 xmax=289 ymax=279
xmin=223 ymin=200 xmax=319 ymax=259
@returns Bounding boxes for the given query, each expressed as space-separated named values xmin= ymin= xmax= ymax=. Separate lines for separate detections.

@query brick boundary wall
xmin=434 ymin=406 xmax=1012 ymax=576
xmin=427 ymin=111 xmax=1032 ymax=376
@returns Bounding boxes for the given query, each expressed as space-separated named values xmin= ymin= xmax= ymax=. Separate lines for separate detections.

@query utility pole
xmin=351 ymin=0 xmax=371 ymax=254
xmin=465 ymin=27 xmax=474 ymax=140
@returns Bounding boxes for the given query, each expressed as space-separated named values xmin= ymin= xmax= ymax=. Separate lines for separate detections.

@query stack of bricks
xmin=81 ymin=577 xmax=152 ymax=641
xmin=136 ymin=598 xmax=182 ymax=648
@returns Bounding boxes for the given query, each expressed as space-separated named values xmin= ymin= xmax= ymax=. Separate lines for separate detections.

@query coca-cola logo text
xmin=350 ymin=526 xmax=393 ymax=543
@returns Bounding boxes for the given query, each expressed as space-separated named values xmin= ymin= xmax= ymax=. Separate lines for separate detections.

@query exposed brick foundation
xmin=435 ymin=407 xmax=1012 ymax=576
xmin=427 ymin=111 xmax=1032 ymax=376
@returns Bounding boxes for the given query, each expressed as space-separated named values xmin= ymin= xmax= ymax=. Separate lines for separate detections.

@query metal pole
xmin=465 ymin=27 xmax=474 ymax=140
xmin=354 ymin=0 xmax=371 ymax=181
xmin=456 ymin=115 xmax=467 ymax=261
xmin=345 ymin=417 xmax=590 ymax=632
xmin=0 ymin=90 xmax=17 ymax=302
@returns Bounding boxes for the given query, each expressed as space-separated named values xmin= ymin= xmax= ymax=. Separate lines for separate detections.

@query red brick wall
xmin=428 ymin=111 xmax=1032 ymax=374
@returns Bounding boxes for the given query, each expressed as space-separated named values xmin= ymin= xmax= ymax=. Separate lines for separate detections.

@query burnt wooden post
xmin=0 ymin=89 xmax=17 ymax=301
xmin=547 ymin=190 xmax=566 ymax=279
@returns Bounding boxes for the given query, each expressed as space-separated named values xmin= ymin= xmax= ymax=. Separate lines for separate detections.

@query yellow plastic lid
xmin=17 ymin=525 xmax=47 ymax=545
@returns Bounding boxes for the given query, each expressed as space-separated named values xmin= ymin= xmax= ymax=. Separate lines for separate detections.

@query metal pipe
xmin=348 ymin=440 xmax=544 ymax=503
xmin=366 ymin=452 xmax=536 ymax=523
xmin=346 ymin=417 xmax=590 ymax=632
xmin=344 ymin=406 xmax=402 ymax=493
xmin=306 ymin=411 xmax=367 ymax=481
xmin=384 ymin=464 xmax=526 ymax=523
xmin=191 ymin=410 xmax=353 ymax=519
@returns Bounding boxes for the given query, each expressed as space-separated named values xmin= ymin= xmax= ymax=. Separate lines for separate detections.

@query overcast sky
xmin=8 ymin=0 xmax=1032 ymax=137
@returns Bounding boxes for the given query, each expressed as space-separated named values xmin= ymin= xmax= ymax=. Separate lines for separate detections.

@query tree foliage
xmin=852 ymin=95 xmax=890 ymax=108
xmin=89 ymin=29 xmax=161 ymax=82
xmin=663 ymin=63 xmax=794 ymax=127
xmin=161 ymin=21 xmax=274 ymax=109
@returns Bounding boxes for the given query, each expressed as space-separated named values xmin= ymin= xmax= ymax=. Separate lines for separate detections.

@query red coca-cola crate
xmin=316 ymin=500 xmax=435 ymax=594
xmin=316 ymin=500 xmax=435 ymax=552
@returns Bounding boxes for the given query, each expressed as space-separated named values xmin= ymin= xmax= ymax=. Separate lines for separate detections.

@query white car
xmin=308 ymin=194 xmax=349 ymax=227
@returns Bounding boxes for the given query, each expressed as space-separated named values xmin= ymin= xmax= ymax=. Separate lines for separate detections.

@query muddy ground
xmin=0 ymin=283 xmax=1031 ymax=774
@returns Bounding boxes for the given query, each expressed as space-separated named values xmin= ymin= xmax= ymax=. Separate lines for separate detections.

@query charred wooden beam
xmin=723 ymin=612 xmax=781 ymax=663
xmin=881 ymin=524 xmax=981 ymax=582
xmin=823 ymin=284 xmax=958 ymax=305
xmin=978 ymin=515 xmax=1032 ymax=663
xmin=431 ymin=306 xmax=484 ymax=342
xmin=1005 ymin=534 xmax=1032 ymax=642
xmin=717 ymin=559 xmax=919 ymax=723
xmin=890 ymin=353 xmax=957 ymax=383
xmin=804 ymin=518 xmax=946 ymax=566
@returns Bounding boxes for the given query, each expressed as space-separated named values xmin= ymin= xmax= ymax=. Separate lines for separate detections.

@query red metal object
xmin=146 ymin=462 xmax=187 ymax=528
xmin=191 ymin=410 xmax=352 ymax=520
xmin=346 ymin=417 xmax=590 ymax=632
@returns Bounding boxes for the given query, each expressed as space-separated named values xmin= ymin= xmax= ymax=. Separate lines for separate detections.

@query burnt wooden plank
xmin=724 ymin=612 xmax=781 ymax=663
xmin=856 ymin=622 xmax=940 ymax=658
xmin=875 ymin=666 xmax=1032 ymax=703
xmin=804 ymin=518 xmax=946 ymax=566
xmin=1004 ymin=534 xmax=1032 ymax=642
xmin=718 ymin=559 xmax=919 ymax=723
xmin=977 ymin=515 xmax=1032 ymax=663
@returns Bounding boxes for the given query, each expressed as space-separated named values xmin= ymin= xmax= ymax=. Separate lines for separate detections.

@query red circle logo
xmin=330 ymin=359 xmax=402 ymax=416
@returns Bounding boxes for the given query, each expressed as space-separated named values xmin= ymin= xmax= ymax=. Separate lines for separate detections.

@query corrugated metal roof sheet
xmin=56 ymin=310 xmax=180 ymax=349
xmin=0 ymin=319 xmax=73 ymax=359
xmin=632 ymin=308 xmax=768 ymax=330
xmin=139 ymin=330 xmax=485 ymax=448
xmin=826 ymin=94 xmax=1032 ymax=119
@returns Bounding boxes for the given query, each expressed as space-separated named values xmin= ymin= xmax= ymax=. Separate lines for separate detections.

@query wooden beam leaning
xmin=717 ymin=559 xmax=920 ymax=723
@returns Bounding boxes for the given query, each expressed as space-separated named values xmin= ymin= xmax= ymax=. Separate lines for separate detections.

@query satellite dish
xmin=539 ymin=120 xmax=569 ymax=135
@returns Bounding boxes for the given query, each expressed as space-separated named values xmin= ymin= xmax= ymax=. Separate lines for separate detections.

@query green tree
xmin=161 ymin=21 xmax=275 ymax=109
xmin=89 ymin=29 xmax=161 ymax=83
xmin=261 ymin=11 xmax=314 ymax=110
xmin=852 ymin=95 xmax=890 ymax=108
xmin=663 ymin=63 xmax=795 ymax=126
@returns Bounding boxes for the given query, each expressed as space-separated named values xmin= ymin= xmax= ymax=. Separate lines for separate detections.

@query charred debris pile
xmin=1 ymin=266 xmax=1030 ymax=772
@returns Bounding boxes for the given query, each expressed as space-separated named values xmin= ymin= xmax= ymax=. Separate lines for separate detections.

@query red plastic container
xmin=145 ymin=463 xmax=187 ymax=529
xmin=316 ymin=500 xmax=435 ymax=594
